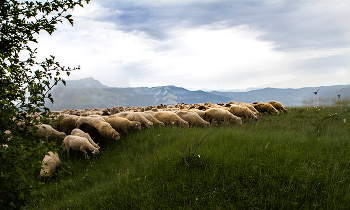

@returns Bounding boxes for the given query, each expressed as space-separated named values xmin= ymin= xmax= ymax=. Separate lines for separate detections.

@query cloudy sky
xmin=36 ymin=0 xmax=350 ymax=91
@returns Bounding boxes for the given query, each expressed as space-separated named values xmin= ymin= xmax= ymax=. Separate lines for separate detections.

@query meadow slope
xmin=27 ymin=106 xmax=350 ymax=209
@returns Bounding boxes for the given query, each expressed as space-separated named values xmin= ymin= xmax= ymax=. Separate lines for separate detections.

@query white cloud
xmin=32 ymin=0 xmax=350 ymax=91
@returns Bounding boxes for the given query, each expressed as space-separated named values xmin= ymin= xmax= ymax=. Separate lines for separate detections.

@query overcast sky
xmin=35 ymin=0 xmax=350 ymax=91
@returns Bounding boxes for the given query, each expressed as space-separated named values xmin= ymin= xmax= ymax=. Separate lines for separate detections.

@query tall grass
xmin=27 ymin=106 xmax=350 ymax=209
xmin=302 ymin=96 xmax=350 ymax=107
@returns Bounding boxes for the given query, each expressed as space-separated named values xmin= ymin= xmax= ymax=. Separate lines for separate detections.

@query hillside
xmin=46 ymin=77 xmax=350 ymax=110
xmin=27 ymin=106 xmax=350 ymax=209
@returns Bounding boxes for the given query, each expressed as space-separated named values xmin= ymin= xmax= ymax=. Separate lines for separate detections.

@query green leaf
xmin=0 ymin=0 xmax=89 ymax=207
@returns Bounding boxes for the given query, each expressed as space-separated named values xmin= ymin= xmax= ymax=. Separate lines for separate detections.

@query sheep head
xmin=91 ymin=148 xmax=99 ymax=155
xmin=59 ymin=132 xmax=67 ymax=139
xmin=112 ymin=131 xmax=120 ymax=140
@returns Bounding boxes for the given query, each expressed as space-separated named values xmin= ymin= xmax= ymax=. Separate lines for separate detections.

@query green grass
xmin=27 ymin=106 xmax=350 ymax=209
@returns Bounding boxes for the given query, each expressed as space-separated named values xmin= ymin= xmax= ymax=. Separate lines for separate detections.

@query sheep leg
xmin=65 ymin=145 xmax=70 ymax=158
xmin=123 ymin=129 xmax=129 ymax=135
xmin=80 ymin=146 xmax=90 ymax=159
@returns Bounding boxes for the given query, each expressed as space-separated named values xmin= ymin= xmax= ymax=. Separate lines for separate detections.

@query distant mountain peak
xmin=55 ymin=77 xmax=108 ymax=89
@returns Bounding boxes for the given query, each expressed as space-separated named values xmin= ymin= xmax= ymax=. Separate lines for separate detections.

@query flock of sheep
xmin=34 ymin=100 xmax=287 ymax=178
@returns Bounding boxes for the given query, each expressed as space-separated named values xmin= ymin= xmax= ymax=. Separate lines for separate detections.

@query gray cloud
xmin=43 ymin=0 xmax=350 ymax=90
xmin=93 ymin=0 xmax=350 ymax=52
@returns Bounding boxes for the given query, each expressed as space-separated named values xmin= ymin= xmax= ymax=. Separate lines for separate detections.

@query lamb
xmin=63 ymin=135 xmax=99 ymax=159
xmin=106 ymin=116 xmax=141 ymax=135
xmin=116 ymin=112 xmax=153 ymax=128
xmin=138 ymin=112 xmax=165 ymax=127
xmin=76 ymin=117 xmax=120 ymax=141
xmin=268 ymin=101 xmax=288 ymax=113
xmin=205 ymin=108 xmax=242 ymax=125
xmin=227 ymin=105 xmax=259 ymax=121
xmin=39 ymin=151 xmax=61 ymax=178
xmin=32 ymin=124 xmax=67 ymax=142
xmin=152 ymin=111 xmax=189 ymax=128
xmin=71 ymin=128 xmax=100 ymax=149
xmin=253 ymin=103 xmax=279 ymax=116
xmin=175 ymin=111 xmax=210 ymax=127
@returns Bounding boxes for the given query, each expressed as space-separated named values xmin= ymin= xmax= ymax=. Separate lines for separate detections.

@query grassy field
xmin=26 ymin=105 xmax=350 ymax=209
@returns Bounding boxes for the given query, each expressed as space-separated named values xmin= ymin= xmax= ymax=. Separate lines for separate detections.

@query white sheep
xmin=71 ymin=128 xmax=100 ymax=149
xmin=32 ymin=124 xmax=67 ymax=142
xmin=39 ymin=151 xmax=61 ymax=178
xmin=63 ymin=135 xmax=100 ymax=159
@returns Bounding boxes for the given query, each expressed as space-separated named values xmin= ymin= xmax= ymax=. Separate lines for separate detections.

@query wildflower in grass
xmin=198 ymin=155 xmax=200 ymax=158
xmin=344 ymin=119 xmax=347 ymax=123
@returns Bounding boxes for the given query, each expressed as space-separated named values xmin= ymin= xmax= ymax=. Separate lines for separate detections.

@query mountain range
xmin=46 ymin=77 xmax=350 ymax=111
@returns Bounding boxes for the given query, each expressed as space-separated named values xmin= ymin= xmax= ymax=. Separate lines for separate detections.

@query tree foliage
xmin=0 ymin=0 xmax=89 ymax=208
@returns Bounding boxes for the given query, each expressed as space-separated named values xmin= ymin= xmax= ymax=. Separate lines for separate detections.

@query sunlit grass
xmin=302 ymin=96 xmax=350 ymax=107
xmin=27 ymin=106 xmax=350 ymax=209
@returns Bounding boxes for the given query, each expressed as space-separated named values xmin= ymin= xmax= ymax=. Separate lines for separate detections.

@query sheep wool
xmin=71 ymin=128 xmax=100 ymax=149
xmin=39 ymin=151 xmax=61 ymax=178
xmin=138 ymin=112 xmax=165 ymax=127
xmin=153 ymin=111 xmax=189 ymax=128
xmin=63 ymin=135 xmax=100 ymax=159
xmin=227 ymin=105 xmax=259 ymax=121
xmin=76 ymin=117 xmax=120 ymax=140
xmin=238 ymin=102 xmax=262 ymax=118
xmin=268 ymin=101 xmax=288 ymax=113
xmin=33 ymin=124 xmax=67 ymax=142
xmin=175 ymin=111 xmax=210 ymax=127
xmin=253 ymin=103 xmax=279 ymax=116
xmin=116 ymin=112 xmax=153 ymax=128
xmin=189 ymin=109 xmax=206 ymax=120
xmin=106 ymin=116 xmax=141 ymax=135
xmin=205 ymin=108 xmax=242 ymax=125
xmin=55 ymin=115 xmax=80 ymax=134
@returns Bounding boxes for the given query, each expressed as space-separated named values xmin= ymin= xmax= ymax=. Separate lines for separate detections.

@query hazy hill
xmin=46 ymin=78 xmax=349 ymax=110
xmin=55 ymin=77 xmax=108 ymax=89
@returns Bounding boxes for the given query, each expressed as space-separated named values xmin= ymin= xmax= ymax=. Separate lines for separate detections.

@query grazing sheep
xmin=253 ymin=103 xmax=279 ymax=116
xmin=116 ymin=112 xmax=153 ymax=128
xmin=268 ymin=101 xmax=288 ymax=113
xmin=238 ymin=102 xmax=262 ymax=118
xmin=78 ymin=123 xmax=105 ymax=144
xmin=75 ymin=117 xmax=104 ymax=127
xmin=205 ymin=108 xmax=242 ymax=125
xmin=76 ymin=117 xmax=120 ymax=141
xmin=153 ymin=111 xmax=189 ymax=128
xmin=189 ymin=109 xmax=206 ymax=120
xmin=32 ymin=124 xmax=67 ymax=142
xmin=138 ymin=112 xmax=165 ymax=127
xmin=106 ymin=116 xmax=141 ymax=135
xmin=227 ymin=105 xmax=259 ymax=121
xmin=39 ymin=151 xmax=61 ymax=178
xmin=54 ymin=115 xmax=80 ymax=134
xmin=63 ymin=135 xmax=99 ymax=159
xmin=189 ymin=104 xmax=209 ymax=111
xmin=175 ymin=111 xmax=210 ymax=127
xmin=71 ymin=128 xmax=100 ymax=149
